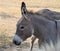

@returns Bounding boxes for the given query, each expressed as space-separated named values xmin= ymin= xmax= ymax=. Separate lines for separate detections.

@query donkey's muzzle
xmin=13 ymin=39 xmax=21 ymax=45
xmin=13 ymin=35 xmax=23 ymax=45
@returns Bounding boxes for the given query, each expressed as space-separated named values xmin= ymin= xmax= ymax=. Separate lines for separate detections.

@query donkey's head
xmin=13 ymin=2 xmax=34 ymax=45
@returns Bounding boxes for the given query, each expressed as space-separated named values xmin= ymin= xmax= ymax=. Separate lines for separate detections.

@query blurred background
xmin=0 ymin=0 xmax=60 ymax=51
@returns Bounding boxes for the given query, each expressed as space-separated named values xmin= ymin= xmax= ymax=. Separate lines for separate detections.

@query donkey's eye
xmin=21 ymin=26 xmax=24 ymax=29
xmin=20 ymin=25 xmax=24 ymax=30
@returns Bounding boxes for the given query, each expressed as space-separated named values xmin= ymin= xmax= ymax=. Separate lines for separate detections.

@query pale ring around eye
xmin=20 ymin=25 xmax=24 ymax=30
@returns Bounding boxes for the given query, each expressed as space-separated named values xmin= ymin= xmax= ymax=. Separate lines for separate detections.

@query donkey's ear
xmin=21 ymin=2 xmax=27 ymax=15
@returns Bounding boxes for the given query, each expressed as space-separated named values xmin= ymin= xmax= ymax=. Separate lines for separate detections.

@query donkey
xmin=13 ymin=2 xmax=60 ymax=51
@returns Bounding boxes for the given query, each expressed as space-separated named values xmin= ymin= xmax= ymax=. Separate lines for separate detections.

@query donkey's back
xmin=37 ymin=9 xmax=60 ymax=20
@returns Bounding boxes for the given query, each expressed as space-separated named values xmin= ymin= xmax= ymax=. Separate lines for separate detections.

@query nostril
xmin=13 ymin=40 xmax=21 ymax=45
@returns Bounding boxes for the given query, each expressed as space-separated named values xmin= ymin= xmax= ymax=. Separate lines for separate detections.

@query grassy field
xmin=0 ymin=0 xmax=60 ymax=51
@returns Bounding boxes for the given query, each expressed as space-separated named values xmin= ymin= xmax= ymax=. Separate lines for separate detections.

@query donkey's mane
xmin=28 ymin=10 xmax=55 ymax=21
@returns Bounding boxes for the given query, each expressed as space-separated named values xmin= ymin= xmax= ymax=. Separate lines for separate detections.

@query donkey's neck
xmin=27 ymin=12 xmax=57 ymax=44
xmin=30 ymin=14 xmax=56 ymax=42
